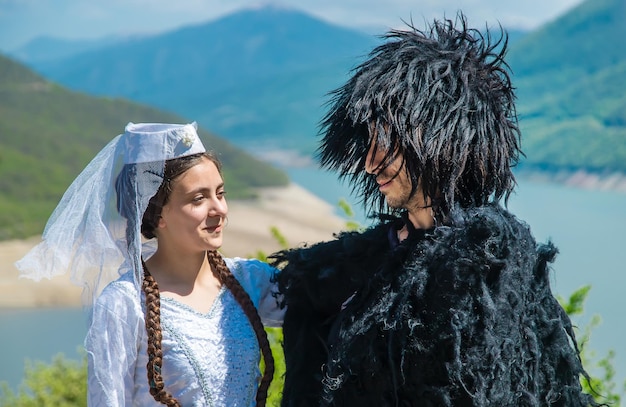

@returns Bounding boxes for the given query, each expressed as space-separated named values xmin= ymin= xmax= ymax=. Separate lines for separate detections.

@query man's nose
xmin=365 ymin=143 xmax=380 ymax=175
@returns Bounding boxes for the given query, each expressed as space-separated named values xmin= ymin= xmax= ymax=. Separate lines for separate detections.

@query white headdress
xmin=15 ymin=122 xmax=205 ymax=305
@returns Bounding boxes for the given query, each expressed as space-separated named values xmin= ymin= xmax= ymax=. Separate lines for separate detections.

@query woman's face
xmin=156 ymin=157 xmax=228 ymax=253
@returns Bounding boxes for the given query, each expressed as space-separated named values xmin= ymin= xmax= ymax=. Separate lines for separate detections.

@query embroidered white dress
xmin=85 ymin=257 xmax=282 ymax=406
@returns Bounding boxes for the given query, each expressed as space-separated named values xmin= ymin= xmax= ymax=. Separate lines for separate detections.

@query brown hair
xmin=140 ymin=152 xmax=274 ymax=406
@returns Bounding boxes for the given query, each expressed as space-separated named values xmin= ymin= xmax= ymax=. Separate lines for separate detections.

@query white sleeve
xmin=226 ymin=257 xmax=285 ymax=327
xmin=85 ymin=280 xmax=143 ymax=406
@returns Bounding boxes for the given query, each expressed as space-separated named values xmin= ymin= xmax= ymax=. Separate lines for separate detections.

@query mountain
xmin=20 ymin=6 xmax=379 ymax=155
xmin=28 ymin=6 xmax=377 ymax=96
xmin=16 ymin=2 xmax=626 ymax=177
xmin=6 ymin=35 xmax=134 ymax=64
xmin=507 ymin=0 xmax=626 ymax=173
xmin=508 ymin=0 xmax=625 ymax=83
xmin=0 ymin=54 xmax=288 ymax=240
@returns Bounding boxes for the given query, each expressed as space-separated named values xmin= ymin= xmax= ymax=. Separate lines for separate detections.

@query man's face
xmin=365 ymin=141 xmax=422 ymax=211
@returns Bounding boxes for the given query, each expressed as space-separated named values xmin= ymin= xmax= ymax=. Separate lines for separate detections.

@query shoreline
xmin=0 ymin=183 xmax=347 ymax=309
xmin=516 ymin=169 xmax=626 ymax=193
xmin=262 ymin=148 xmax=626 ymax=193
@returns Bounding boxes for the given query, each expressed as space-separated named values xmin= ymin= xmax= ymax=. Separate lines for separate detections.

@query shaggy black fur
xmin=271 ymin=205 xmax=597 ymax=406
xmin=317 ymin=15 xmax=521 ymax=220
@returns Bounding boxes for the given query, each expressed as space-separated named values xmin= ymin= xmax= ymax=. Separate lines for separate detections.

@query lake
xmin=1 ymin=167 xmax=625 ymax=392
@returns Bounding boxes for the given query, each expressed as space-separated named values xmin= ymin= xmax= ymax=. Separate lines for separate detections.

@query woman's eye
xmin=217 ymin=190 xmax=226 ymax=199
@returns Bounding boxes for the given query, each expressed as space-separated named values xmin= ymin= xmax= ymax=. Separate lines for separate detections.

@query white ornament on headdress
xmin=180 ymin=128 xmax=197 ymax=147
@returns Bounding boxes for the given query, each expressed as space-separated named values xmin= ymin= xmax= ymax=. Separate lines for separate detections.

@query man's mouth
xmin=377 ymin=178 xmax=392 ymax=190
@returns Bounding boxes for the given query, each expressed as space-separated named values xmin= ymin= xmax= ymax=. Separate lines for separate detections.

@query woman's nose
xmin=209 ymin=197 xmax=228 ymax=217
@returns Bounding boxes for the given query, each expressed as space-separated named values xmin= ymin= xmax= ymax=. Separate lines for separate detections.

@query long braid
xmin=206 ymin=250 xmax=275 ymax=406
xmin=141 ymin=261 xmax=182 ymax=407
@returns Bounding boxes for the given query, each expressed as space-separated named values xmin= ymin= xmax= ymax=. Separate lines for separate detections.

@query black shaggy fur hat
xmin=318 ymin=13 xmax=523 ymax=220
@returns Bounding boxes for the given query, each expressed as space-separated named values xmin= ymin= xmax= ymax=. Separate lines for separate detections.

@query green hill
xmin=508 ymin=0 xmax=626 ymax=173
xmin=0 ymin=54 xmax=289 ymax=240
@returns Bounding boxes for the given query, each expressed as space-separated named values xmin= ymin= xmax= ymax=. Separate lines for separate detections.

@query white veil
xmin=15 ymin=122 xmax=206 ymax=306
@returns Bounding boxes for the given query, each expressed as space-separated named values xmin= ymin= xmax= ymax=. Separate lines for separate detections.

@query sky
xmin=0 ymin=0 xmax=585 ymax=52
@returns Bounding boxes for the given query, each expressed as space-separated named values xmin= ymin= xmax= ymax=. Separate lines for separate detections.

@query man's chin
xmin=385 ymin=199 xmax=402 ymax=209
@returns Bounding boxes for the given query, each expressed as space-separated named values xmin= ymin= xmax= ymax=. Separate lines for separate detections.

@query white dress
xmin=85 ymin=257 xmax=282 ymax=407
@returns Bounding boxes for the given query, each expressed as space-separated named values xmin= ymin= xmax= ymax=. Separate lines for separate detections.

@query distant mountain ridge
xmin=20 ymin=6 xmax=379 ymax=155
xmin=27 ymin=6 xmax=378 ymax=101
xmin=13 ymin=1 xmax=626 ymax=178
xmin=7 ymin=35 xmax=138 ymax=64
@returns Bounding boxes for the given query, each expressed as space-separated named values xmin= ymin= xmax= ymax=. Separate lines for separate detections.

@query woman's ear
xmin=157 ymin=214 xmax=166 ymax=229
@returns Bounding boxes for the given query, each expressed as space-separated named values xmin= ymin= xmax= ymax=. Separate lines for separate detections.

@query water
xmin=1 ymin=167 xmax=625 ymax=392
xmin=0 ymin=307 xmax=87 ymax=389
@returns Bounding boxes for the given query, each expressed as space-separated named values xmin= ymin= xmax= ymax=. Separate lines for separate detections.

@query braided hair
xmin=142 ymin=263 xmax=181 ymax=406
xmin=140 ymin=152 xmax=274 ymax=406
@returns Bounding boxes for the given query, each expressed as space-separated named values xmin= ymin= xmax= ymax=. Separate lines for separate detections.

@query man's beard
xmin=384 ymin=188 xmax=411 ymax=209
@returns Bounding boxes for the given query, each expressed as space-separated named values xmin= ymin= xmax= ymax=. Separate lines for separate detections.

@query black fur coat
xmin=270 ymin=204 xmax=596 ymax=407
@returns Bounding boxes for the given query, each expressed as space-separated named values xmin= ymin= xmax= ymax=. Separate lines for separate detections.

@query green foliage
xmin=270 ymin=226 xmax=290 ymax=250
xmin=0 ymin=352 xmax=87 ymax=407
xmin=337 ymin=198 xmax=354 ymax=218
xmin=558 ymin=286 xmax=626 ymax=405
xmin=559 ymin=285 xmax=593 ymax=316
xmin=265 ymin=327 xmax=286 ymax=406
xmin=337 ymin=198 xmax=362 ymax=231
xmin=250 ymin=226 xmax=290 ymax=263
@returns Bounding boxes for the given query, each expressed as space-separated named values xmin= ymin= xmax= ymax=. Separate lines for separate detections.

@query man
xmin=270 ymin=14 xmax=598 ymax=407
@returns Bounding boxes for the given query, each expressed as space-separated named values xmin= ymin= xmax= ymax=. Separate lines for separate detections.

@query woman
xmin=16 ymin=122 xmax=281 ymax=406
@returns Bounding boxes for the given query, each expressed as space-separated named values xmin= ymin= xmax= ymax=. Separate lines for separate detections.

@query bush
xmin=0 ymin=352 xmax=87 ymax=407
